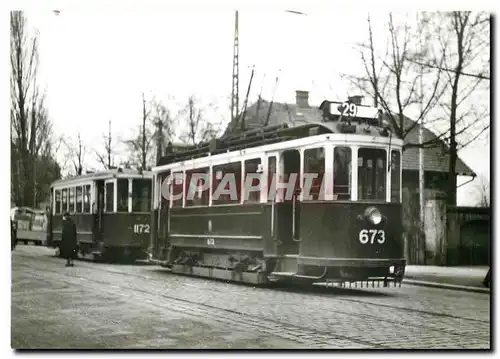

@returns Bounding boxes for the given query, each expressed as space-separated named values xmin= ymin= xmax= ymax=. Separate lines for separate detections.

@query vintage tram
xmin=149 ymin=100 xmax=406 ymax=287
xmin=47 ymin=168 xmax=153 ymax=262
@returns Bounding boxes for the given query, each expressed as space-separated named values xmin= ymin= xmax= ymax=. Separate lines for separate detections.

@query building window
xmin=83 ymin=185 xmax=91 ymax=213
xmin=333 ymin=147 xmax=351 ymax=200
xmin=76 ymin=187 xmax=83 ymax=213
xmin=303 ymin=147 xmax=325 ymax=201
xmin=132 ymin=179 xmax=152 ymax=212
xmin=55 ymin=190 xmax=61 ymax=214
xmin=358 ymin=148 xmax=387 ymax=201
xmin=243 ymin=158 xmax=262 ymax=203
xmin=105 ymin=182 xmax=115 ymax=212
xmin=391 ymin=150 xmax=401 ymax=203
xmin=212 ymin=162 xmax=240 ymax=205
xmin=117 ymin=179 xmax=129 ymax=212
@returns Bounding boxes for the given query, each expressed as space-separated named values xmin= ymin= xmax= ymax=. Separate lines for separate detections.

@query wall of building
xmin=446 ymin=207 xmax=490 ymax=266
xmin=402 ymin=170 xmax=448 ymax=265
xmin=423 ymin=196 xmax=447 ymax=265
xmin=414 ymin=196 xmax=491 ymax=266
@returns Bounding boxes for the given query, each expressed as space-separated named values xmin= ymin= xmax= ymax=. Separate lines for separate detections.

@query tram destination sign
xmin=329 ymin=101 xmax=380 ymax=120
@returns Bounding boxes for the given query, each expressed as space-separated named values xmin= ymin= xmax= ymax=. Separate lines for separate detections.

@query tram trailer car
xmin=150 ymin=100 xmax=406 ymax=287
xmin=48 ymin=169 xmax=153 ymax=262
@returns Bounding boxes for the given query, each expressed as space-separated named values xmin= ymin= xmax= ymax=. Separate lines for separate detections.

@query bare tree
xmin=64 ymin=132 xmax=86 ymax=176
xmin=95 ymin=120 xmax=115 ymax=170
xmin=179 ymin=95 xmax=221 ymax=145
xmin=342 ymin=13 xmax=448 ymax=147
xmin=473 ymin=176 xmax=490 ymax=208
xmin=344 ymin=11 xmax=490 ymax=206
xmin=151 ymin=98 xmax=175 ymax=165
xmin=123 ymin=96 xmax=175 ymax=170
xmin=430 ymin=11 xmax=490 ymax=205
xmin=10 ymin=11 xmax=59 ymax=207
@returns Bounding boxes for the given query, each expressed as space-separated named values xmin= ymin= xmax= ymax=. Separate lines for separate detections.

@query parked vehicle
xmin=10 ymin=207 xmax=47 ymax=246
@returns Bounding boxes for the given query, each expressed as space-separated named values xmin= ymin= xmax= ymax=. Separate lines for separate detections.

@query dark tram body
xmin=48 ymin=169 xmax=153 ymax=262
xmin=149 ymin=100 xmax=406 ymax=287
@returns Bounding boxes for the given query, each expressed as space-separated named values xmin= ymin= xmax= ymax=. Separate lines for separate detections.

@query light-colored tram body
xmin=48 ymin=168 xmax=153 ymax=261
xmin=150 ymin=100 xmax=406 ymax=287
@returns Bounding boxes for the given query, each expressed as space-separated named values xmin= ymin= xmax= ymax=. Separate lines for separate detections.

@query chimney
xmin=295 ymin=90 xmax=309 ymax=108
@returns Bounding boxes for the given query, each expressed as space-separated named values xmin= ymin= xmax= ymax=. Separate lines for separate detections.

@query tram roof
xmin=157 ymin=104 xmax=396 ymax=167
xmin=230 ymin=98 xmax=475 ymax=176
xmin=51 ymin=168 xmax=154 ymax=187
xmin=156 ymin=95 xmax=475 ymax=177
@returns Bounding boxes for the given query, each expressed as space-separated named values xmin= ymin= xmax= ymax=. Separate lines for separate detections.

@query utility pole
xmin=230 ymin=10 xmax=240 ymax=127
xmin=33 ymin=153 xmax=37 ymax=208
xmin=418 ymin=13 xmax=425 ymax=265
xmin=240 ymin=65 xmax=255 ymax=131
xmin=142 ymin=93 xmax=147 ymax=170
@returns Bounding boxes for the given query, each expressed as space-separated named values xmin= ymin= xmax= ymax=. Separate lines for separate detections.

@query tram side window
xmin=212 ymin=162 xmax=241 ymax=205
xmin=83 ymin=185 xmax=91 ymax=213
xmin=117 ymin=179 xmax=129 ymax=212
xmin=55 ymin=190 xmax=61 ymax=214
xmin=185 ymin=168 xmax=210 ymax=207
xmin=304 ymin=148 xmax=325 ymax=201
xmin=358 ymin=148 xmax=387 ymax=201
xmin=333 ymin=147 xmax=351 ymax=200
xmin=391 ymin=150 xmax=401 ymax=202
xmin=243 ymin=158 xmax=262 ymax=203
xmin=171 ymin=172 xmax=183 ymax=208
xmin=69 ymin=188 xmax=75 ymax=213
xmin=267 ymin=156 xmax=277 ymax=202
xmin=76 ymin=187 xmax=83 ymax=213
xmin=105 ymin=182 xmax=115 ymax=212
xmin=62 ymin=189 xmax=68 ymax=213
xmin=132 ymin=179 xmax=152 ymax=212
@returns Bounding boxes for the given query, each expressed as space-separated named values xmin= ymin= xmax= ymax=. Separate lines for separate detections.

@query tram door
xmin=277 ymin=149 xmax=301 ymax=255
xmin=93 ymin=180 xmax=105 ymax=247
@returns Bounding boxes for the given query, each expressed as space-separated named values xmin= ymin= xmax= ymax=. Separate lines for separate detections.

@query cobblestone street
xmin=11 ymin=246 xmax=491 ymax=349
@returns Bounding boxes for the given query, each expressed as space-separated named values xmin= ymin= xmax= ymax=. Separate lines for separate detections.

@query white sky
xmin=9 ymin=0 xmax=494 ymax=206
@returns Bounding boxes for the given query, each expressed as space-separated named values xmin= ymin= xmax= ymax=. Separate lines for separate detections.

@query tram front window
xmin=303 ymin=147 xmax=325 ymax=200
xmin=333 ymin=146 xmax=351 ymax=200
xmin=357 ymin=148 xmax=387 ymax=201
xmin=132 ymin=179 xmax=152 ymax=212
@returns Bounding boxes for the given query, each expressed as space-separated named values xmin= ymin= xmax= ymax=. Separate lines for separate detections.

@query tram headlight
xmin=364 ymin=206 xmax=382 ymax=225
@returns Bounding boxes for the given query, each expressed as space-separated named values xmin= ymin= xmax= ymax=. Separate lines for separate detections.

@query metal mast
xmin=230 ymin=10 xmax=240 ymax=125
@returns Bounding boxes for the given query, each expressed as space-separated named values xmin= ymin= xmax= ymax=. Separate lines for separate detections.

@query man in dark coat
xmin=61 ymin=212 xmax=77 ymax=267
xmin=11 ymin=219 xmax=17 ymax=251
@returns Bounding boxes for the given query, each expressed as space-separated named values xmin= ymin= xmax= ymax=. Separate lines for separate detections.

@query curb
xmin=403 ymin=278 xmax=490 ymax=294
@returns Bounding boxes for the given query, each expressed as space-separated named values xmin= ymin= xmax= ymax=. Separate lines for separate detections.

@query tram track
xmin=15 ymin=262 xmax=378 ymax=348
xmin=14 ymin=251 xmax=490 ymax=348
xmin=53 ymin=253 xmax=489 ymax=321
